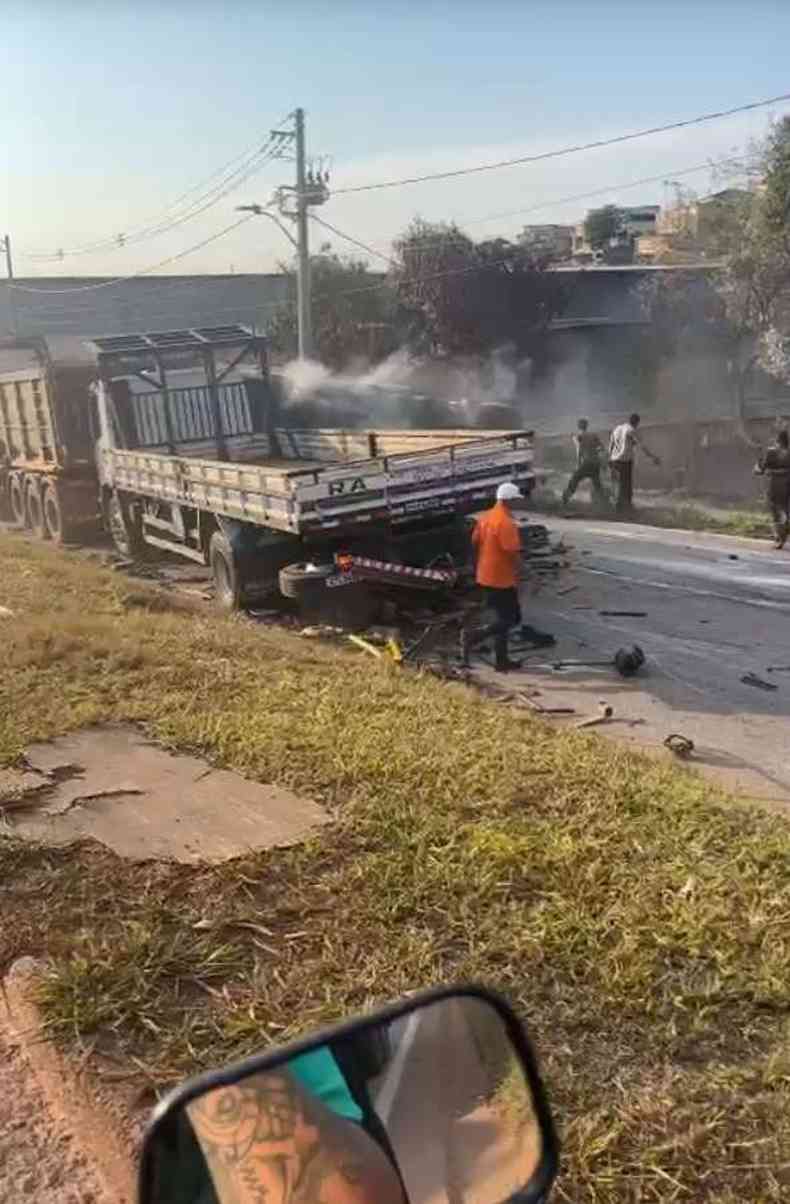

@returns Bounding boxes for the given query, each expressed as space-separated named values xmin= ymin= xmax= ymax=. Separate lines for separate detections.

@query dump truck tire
xmin=210 ymin=531 xmax=244 ymax=611
xmin=278 ymin=562 xmax=335 ymax=600
xmin=9 ymin=474 xmax=27 ymax=528
xmin=43 ymin=482 xmax=69 ymax=544
xmin=26 ymin=478 xmax=47 ymax=540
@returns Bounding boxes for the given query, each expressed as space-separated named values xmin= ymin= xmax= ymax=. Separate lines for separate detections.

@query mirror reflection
xmin=147 ymin=994 xmax=543 ymax=1204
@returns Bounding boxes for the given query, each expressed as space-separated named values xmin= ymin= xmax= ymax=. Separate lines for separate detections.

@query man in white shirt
xmin=608 ymin=413 xmax=660 ymax=513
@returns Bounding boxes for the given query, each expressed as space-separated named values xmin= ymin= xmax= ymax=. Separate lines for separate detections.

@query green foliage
xmin=584 ymin=204 xmax=622 ymax=248
xmin=391 ymin=219 xmax=567 ymax=356
xmin=639 ymin=118 xmax=790 ymax=418
xmin=267 ymin=249 xmax=400 ymax=369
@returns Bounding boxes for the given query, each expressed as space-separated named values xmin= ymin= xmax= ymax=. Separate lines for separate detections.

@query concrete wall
xmin=537 ymin=414 xmax=789 ymax=503
xmin=0 ymin=274 xmax=292 ymax=340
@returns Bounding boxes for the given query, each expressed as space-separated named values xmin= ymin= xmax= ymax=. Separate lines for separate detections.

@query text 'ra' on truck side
xmin=0 ymin=326 xmax=536 ymax=610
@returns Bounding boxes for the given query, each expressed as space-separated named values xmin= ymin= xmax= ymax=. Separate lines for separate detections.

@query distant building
xmin=572 ymin=204 xmax=660 ymax=261
xmin=519 ymin=224 xmax=574 ymax=259
xmin=619 ymin=205 xmax=660 ymax=239
xmin=639 ymin=188 xmax=756 ymax=261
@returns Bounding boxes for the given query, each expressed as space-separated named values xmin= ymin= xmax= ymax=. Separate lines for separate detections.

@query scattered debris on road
xmin=599 ymin=610 xmax=648 ymax=618
xmin=665 ymin=733 xmax=695 ymax=759
xmin=576 ymin=702 xmax=615 ymax=729
xmin=740 ymin=672 xmax=778 ymax=692
xmin=540 ymin=644 xmax=646 ymax=678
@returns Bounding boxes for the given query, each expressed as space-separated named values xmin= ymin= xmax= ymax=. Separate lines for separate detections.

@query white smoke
xmin=280 ymin=358 xmax=333 ymax=399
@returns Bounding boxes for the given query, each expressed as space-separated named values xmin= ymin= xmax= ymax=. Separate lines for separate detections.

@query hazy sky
xmin=2 ymin=0 xmax=790 ymax=284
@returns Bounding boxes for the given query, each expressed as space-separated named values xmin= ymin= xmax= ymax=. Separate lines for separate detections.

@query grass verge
xmin=1 ymin=531 xmax=789 ymax=1201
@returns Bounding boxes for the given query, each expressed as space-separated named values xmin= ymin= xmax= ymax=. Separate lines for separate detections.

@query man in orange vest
xmin=461 ymin=482 xmax=554 ymax=672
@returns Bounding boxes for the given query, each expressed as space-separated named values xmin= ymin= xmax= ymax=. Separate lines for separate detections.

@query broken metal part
xmin=664 ymin=733 xmax=695 ymax=758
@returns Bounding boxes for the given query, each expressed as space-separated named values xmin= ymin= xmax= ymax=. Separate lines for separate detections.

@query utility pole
xmin=238 ymin=109 xmax=329 ymax=360
xmin=1 ymin=234 xmax=16 ymax=336
xmin=294 ymin=108 xmax=312 ymax=361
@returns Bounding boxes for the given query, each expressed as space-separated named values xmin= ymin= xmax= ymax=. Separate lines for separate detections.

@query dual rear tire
xmin=7 ymin=475 xmax=77 ymax=543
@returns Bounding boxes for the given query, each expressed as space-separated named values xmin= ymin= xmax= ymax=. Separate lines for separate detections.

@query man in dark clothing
xmin=562 ymin=418 xmax=606 ymax=506
xmin=756 ymin=429 xmax=790 ymax=549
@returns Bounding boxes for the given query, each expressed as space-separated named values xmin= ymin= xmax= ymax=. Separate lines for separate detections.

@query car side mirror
xmin=138 ymin=984 xmax=558 ymax=1204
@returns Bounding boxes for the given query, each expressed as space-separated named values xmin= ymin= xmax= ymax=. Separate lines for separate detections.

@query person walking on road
xmin=608 ymin=412 xmax=660 ymax=514
xmin=562 ymin=418 xmax=606 ymax=506
xmin=755 ymin=428 xmax=790 ymax=549
xmin=461 ymin=482 xmax=554 ymax=673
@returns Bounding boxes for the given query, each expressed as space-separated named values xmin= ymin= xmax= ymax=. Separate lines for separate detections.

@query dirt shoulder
xmin=1 ymin=531 xmax=790 ymax=1202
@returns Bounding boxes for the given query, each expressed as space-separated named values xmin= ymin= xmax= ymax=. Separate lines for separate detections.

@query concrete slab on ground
xmin=6 ymin=725 xmax=327 ymax=862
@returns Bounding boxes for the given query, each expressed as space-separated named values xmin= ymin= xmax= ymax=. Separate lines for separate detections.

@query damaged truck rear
xmin=0 ymin=326 xmax=535 ymax=609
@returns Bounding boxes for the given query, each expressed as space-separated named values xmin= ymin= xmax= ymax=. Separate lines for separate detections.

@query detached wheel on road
xmin=210 ymin=531 xmax=244 ymax=610
xmin=9 ymin=474 xmax=27 ymax=528
xmin=107 ymin=490 xmax=144 ymax=560
xmin=278 ymin=561 xmax=335 ymax=600
xmin=26 ymin=479 xmax=47 ymax=540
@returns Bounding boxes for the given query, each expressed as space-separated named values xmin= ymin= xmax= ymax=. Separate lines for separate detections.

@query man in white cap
xmin=461 ymin=482 xmax=554 ymax=672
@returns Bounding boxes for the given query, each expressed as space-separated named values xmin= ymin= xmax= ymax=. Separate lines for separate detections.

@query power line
xmin=23 ymin=116 xmax=294 ymax=261
xmin=313 ymin=153 xmax=753 ymax=262
xmin=332 ymin=91 xmax=789 ymax=194
xmin=10 ymin=150 xmax=751 ymax=318
xmin=309 ymin=214 xmax=395 ymax=265
xmin=9 ymin=216 xmax=254 ymax=295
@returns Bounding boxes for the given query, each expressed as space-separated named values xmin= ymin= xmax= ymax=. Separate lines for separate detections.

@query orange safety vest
xmin=472 ymin=502 xmax=521 ymax=589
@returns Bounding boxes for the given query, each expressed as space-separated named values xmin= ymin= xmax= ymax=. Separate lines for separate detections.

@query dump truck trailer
xmin=1 ymin=326 xmax=536 ymax=609
xmin=0 ymin=337 xmax=99 ymax=542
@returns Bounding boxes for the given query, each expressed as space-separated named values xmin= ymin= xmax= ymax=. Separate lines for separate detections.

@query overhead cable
xmin=331 ymin=91 xmax=789 ymax=194
xmin=9 ymin=216 xmax=254 ymax=294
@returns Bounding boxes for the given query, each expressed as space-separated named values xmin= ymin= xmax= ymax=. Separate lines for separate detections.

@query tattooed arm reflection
xmin=186 ymin=1070 xmax=406 ymax=1204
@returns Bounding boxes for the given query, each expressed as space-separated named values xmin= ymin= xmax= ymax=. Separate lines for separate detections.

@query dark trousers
xmin=564 ymin=460 xmax=605 ymax=503
xmin=464 ymin=586 xmax=522 ymax=668
xmin=610 ymin=460 xmax=634 ymax=512
xmin=768 ymin=484 xmax=790 ymax=543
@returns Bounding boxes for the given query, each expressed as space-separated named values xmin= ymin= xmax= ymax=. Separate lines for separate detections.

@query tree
xmin=390 ymin=219 xmax=567 ymax=358
xmin=584 ymin=204 xmax=622 ymax=249
xmin=640 ymin=117 xmax=790 ymax=435
xmin=266 ymin=247 xmax=400 ymax=369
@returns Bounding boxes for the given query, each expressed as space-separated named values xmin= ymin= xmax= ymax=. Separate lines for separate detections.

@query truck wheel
xmin=9 ymin=474 xmax=27 ymax=528
xmin=278 ymin=561 xmax=335 ymax=600
xmin=107 ymin=490 xmax=144 ymax=560
xmin=26 ymin=479 xmax=48 ymax=540
xmin=210 ymin=531 xmax=244 ymax=610
xmin=43 ymin=482 xmax=68 ymax=544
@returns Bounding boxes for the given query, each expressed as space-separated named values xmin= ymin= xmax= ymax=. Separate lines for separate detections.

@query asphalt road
xmin=478 ymin=516 xmax=790 ymax=806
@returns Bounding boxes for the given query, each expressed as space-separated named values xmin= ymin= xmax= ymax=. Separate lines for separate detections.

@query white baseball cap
xmin=496 ymin=482 xmax=522 ymax=501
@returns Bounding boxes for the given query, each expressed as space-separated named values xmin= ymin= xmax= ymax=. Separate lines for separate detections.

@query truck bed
xmin=103 ymin=429 xmax=535 ymax=536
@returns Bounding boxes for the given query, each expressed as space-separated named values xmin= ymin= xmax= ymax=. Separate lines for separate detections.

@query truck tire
xmin=210 ymin=531 xmax=244 ymax=611
xmin=26 ymin=478 xmax=47 ymax=540
xmin=9 ymin=474 xmax=27 ymax=528
xmin=43 ymin=482 xmax=68 ymax=544
xmin=278 ymin=561 xmax=335 ymax=600
xmin=107 ymin=490 xmax=144 ymax=560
